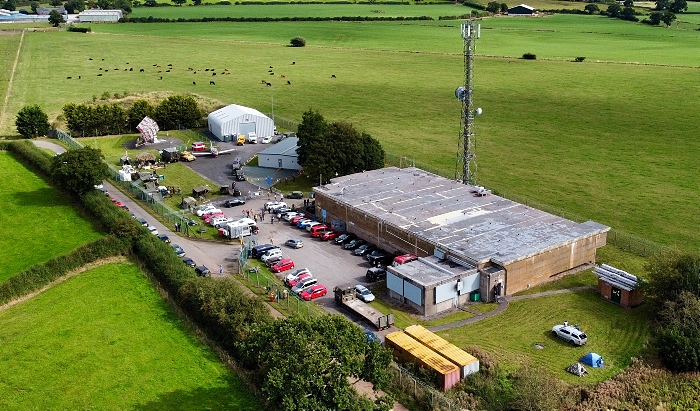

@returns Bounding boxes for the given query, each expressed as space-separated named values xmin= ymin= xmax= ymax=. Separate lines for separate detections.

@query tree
xmin=171 ymin=0 xmax=185 ymax=5
xmin=29 ymin=1 xmax=38 ymax=13
xmin=623 ymin=0 xmax=634 ymax=7
xmin=48 ymin=9 xmax=64 ymax=26
xmin=660 ymin=9 xmax=676 ymax=25
xmin=643 ymin=248 xmax=700 ymax=306
xmin=153 ymin=95 xmax=201 ymax=130
xmin=654 ymin=291 xmax=700 ymax=372
xmin=290 ymin=36 xmax=306 ymax=47
xmin=668 ymin=0 xmax=687 ymax=13
xmin=297 ymin=109 xmax=330 ymax=181
xmin=50 ymin=0 xmax=62 ymax=6
xmin=2 ymin=0 xmax=16 ymax=11
xmin=127 ymin=99 xmax=155 ymax=131
xmin=361 ymin=132 xmax=385 ymax=171
xmin=584 ymin=3 xmax=599 ymax=14
xmin=486 ymin=1 xmax=500 ymax=13
xmin=65 ymin=0 xmax=85 ymax=14
xmin=621 ymin=6 xmax=639 ymax=21
xmin=648 ymin=10 xmax=663 ymax=24
xmin=192 ymin=0 xmax=202 ymax=5
xmin=15 ymin=105 xmax=50 ymax=138
xmin=606 ymin=3 xmax=622 ymax=17
xmin=144 ymin=0 xmax=157 ymax=6
xmin=51 ymin=147 xmax=110 ymax=196
xmin=500 ymin=3 xmax=508 ymax=13
xmin=238 ymin=315 xmax=393 ymax=411
xmin=655 ymin=0 xmax=669 ymax=9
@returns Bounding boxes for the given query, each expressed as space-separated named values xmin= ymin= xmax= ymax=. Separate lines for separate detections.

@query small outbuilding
xmin=257 ymin=137 xmax=300 ymax=170
xmin=508 ymin=4 xmax=536 ymax=16
xmin=181 ymin=196 xmax=197 ymax=209
xmin=207 ymin=104 xmax=275 ymax=142
xmin=594 ymin=264 xmax=643 ymax=308
xmin=161 ymin=147 xmax=180 ymax=163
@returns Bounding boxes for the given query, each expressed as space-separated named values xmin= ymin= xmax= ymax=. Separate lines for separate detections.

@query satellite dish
xmin=455 ymin=86 xmax=468 ymax=101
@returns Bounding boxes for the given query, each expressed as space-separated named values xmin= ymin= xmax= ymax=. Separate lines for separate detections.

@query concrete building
xmin=78 ymin=9 xmax=123 ymax=22
xmin=508 ymin=4 xmax=536 ymax=16
xmin=313 ymin=167 xmax=609 ymax=312
xmin=257 ymin=137 xmax=300 ymax=170
xmin=594 ymin=264 xmax=643 ymax=308
xmin=207 ymin=104 xmax=274 ymax=142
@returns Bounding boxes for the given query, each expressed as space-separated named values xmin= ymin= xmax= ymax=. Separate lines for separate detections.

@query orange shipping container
xmin=405 ymin=324 xmax=480 ymax=378
xmin=385 ymin=331 xmax=461 ymax=391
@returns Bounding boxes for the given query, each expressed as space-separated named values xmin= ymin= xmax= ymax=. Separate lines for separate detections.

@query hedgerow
xmin=121 ymin=15 xmax=433 ymax=22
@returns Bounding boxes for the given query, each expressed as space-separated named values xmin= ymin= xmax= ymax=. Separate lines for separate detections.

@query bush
xmin=575 ymin=56 xmax=586 ymax=62
xmin=290 ymin=36 xmax=306 ymax=47
xmin=66 ymin=26 xmax=91 ymax=33
xmin=522 ymin=53 xmax=537 ymax=60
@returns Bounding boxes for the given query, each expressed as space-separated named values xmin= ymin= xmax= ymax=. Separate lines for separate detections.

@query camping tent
xmin=580 ymin=352 xmax=604 ymax=368
xmin=567 ymin=362 xmax=587 ymax=377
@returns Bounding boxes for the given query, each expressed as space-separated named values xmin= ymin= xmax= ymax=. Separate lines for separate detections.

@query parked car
xmin=251 ymin=244 xmax=279 ymax=259
xmin=261 ymin=135 xmax=272 ymax=144
xmin=343 ymin=238 xmax=366 ymax=250
xmin=288 ymin=272 xmax=312 ymax=288
xmin=195 ymin=265 xmax=210 ymax=276
xmin=271 ymin=258 xmax=295 ymax=273
xmin=300 ymin=284 xmax=328 ymax=301
xmin=306 ymin=222 xmax=326 ymax=233
xmin=367 ymin=250 xmax=393 ymax=267
xmin=319 ymin=231 xmax=341 ymax=241
xmin=269 ymin=202 xmax=288 ymax=213
xmin=261 ymin=249 xmax=284 ymax=263
xmin=200 ymin=208 xmax=222 ymax=218
xmin=285 ymin=268 xmax=311 ymax=286
xmin=265 ymin=201 xmax=286 ymax=211
xmin=290 ymin=215 xmax=307 ymax=224
xmin=172 ymin=244 xmax=185 ymax=257
xmin=298 ymin=220 xmax=318 ymax=229
xmin=364 ymin=328 xmax=382 ymax=344
xmin=309 ymin=225 xmax=330 ymax=237
xmin=285 ymin=238 xmax=304 ymax=249
xmin=223 ymin=198 xmax=246 ymax=207
xmin=147 ymin=225 xmax=159 ymax=236
xmin=393 ymin=253 xmax=419 ymax=266
xmin=136 ymin=217 xmax=148 ymax=226
xmin=182 ymin=257 xmax=196 ymax=267
xmin=354 ymin=285 xmax=375 ymax=302
xmin=287 ymin=191 xmax=304 ymax=199
xmin=195 ymin=205 xmax=217 ymax=216
xmin=552 ymin=323 xmax=588 ymax=346
xmin=354 ymin=243 xmax=377 ymax=256
xmin=334 ymin=233 xmax=357 ymax=245
xmin=282 ymin=212 xmax=300 ymax=221
xmin=292 ymin=277 xmax=318 ymax=295
xmin=157 ymin=234 xmax=170 ymax=243
xmin=204 ymin=212 xmax=225 ymax=223
xmin=366 ymin=266 xmax=387 ymax=282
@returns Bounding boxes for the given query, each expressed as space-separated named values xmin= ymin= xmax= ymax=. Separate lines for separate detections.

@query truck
xmin=334 ymin=286 xmax=394 ymax=331
xmin=225 ymin=220 xmax=259 ymax=239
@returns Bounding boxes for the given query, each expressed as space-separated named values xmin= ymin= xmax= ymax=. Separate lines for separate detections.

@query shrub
xmin=290 ymin=36 xmax=306 ymax=47
xmin=522 ymin=52 xmax=537 ymax=60
xmin=66 ymin=26 xmax=91 ymax=33
xmin=575 ymin=56 xmax=586 ymax=62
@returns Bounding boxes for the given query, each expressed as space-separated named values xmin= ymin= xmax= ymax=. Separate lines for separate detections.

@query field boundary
xmin=0 ymin=28 xmax=24 ymax=132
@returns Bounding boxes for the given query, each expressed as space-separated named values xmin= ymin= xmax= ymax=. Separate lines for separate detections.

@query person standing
xmin=219 ymin=264 xmax=223 ymax=274
xmin=270 ymin=237 xmax=274 ymax=245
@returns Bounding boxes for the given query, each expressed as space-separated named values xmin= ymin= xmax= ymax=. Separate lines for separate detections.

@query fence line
xmin=389 ymin=364 xmax=460 ymax=411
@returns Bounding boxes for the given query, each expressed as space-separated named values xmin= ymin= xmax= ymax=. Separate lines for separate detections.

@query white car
xmin=261 ymin=135 xmax=272 ymax=144
xmin=147 ymin=225 xmax=159 ymax=236
xmin=354 ymin=285 xmax=375 ymax=302
xmin=306 ymin=222 xmax=323 ymax=232
xmin=200 ymin=208 xmax=222 ymax=217
xmin=195 ymin=205 xmax=217 ymax=216
xmin=285 ymin=268 xmax=311 ymax=285
xmin=261 ymin=249 xmax=283 ymax=263
xmin=552 ymin=323 xmax=588 ymax=345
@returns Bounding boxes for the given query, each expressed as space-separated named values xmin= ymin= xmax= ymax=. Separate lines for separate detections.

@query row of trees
xmin=2 ymin=0 xmax=131 ymax=13
xmin=296 ymin=109 xmax=385 ymax=183
xmin=61 ymin=95 xmax=202 ymax=137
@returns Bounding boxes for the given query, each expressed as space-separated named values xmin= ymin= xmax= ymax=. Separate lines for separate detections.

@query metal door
xmin=278 ymin=159 xmax=283 ymax=168
xmin=611 ymin=286 xmax=622 ymax=304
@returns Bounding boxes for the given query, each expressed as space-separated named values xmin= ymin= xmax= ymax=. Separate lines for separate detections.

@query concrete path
xmin=428 ymin=286 xmax=595 ymax=332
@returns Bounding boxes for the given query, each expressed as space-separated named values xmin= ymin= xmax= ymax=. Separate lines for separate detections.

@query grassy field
xmin=0 ymin=152 xmax=102 ymax=282
xmin=438 ymin=290 xmax=653 ymax=384
xmin=0 ymin=32 xmax=21 ymax=131
xmin=0 ymin=261 xmax=261 ymax=410
xmin=2 ymin=16 xmax=700 ymax=254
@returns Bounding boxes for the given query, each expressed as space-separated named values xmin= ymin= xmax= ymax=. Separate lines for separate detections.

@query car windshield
xmin=361 ymin=290 xmax=372 ymax=296
xmin=578 ymin=333 xmax=587 ymax=339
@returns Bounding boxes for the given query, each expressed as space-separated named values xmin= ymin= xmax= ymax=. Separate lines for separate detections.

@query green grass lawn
xmin=3 ymin=17 xmax=700 ymax=253
xmin=0 ymin=32 xmax=21 ymax=131
xmin=0 ymin=261 xmax=261 ymax=410
xmin=438 ymin=290 xmax=653 ymax=384
xmin=0 ymin=152 xmax=102 ymax=282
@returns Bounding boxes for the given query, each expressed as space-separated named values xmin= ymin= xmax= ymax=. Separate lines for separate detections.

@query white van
xmin=247 ymin=132 xmax=257 ymax=144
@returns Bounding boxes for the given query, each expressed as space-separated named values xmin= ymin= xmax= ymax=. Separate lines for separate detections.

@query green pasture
xmin=0 ymin=32 xmax=21 ymax=130
xmin=438 ymin=290 xmax=652 ymax=384
xmin=0 ymin=152 xmax=102 ymax=282
xmin=3 ymin=18 xmax=700 ymax=252
xmin=0 ymin=261 xmax=261 ymax=410
xmin=130 ymin=3 xmax=474 ymax=19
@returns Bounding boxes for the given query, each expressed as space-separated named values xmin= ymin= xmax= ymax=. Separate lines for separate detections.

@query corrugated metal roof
xmin=386 ymin=331 xmax=459 ymax=375
xmin=404 ymin=325 xmax=478 ymax=367
xmin=258 ymin=137 xmax=298 ymax=157
xmin=208 ymin=104 xmax=268 ymax=126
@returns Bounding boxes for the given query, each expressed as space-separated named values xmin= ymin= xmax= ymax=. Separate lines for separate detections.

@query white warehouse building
xmin=78 ymin=9 xmax=123 ymax=22
xmin=207 ymin=104 xmax=275 ymax=142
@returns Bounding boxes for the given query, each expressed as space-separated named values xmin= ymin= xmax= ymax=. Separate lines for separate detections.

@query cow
xmin=140 ymin=69 xmax=144 ymax=72
xmin=210 ymin=81 xmax=215 ymax=85
xmin=331 ymin=74 xmax=336 ymax=78
xmin=287 ymin=80 xmax=291 ymax=85
xmin=281 ymin=74 xmax=285 ymax=78
xmin=266 ymin=82 xmax=271 ymax=86
xmin=67 ymin=76 xmax=72 ymax=79
xmin=97 ymin=74 xmax=102 ymax=76
xmin=193 ymin=82 xmax=196 ymax=85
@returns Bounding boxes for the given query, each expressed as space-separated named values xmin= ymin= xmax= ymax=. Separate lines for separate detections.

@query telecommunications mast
xmin=455 ymin=20 xmax=482 ymax=186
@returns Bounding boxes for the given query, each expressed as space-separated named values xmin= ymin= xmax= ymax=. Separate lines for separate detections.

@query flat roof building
xmin=78 ymin=9 xmax=123 ymax=22
xmin=257 ymin=137 xmax=300 ymax=170
xmin=314 ymin=167 xmax=608 ymax=311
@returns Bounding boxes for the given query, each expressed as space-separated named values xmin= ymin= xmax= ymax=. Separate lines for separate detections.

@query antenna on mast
xmin=455 ymin=19 xmax=482 ymax=186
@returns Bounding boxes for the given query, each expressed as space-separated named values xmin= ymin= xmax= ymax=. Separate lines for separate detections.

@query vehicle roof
xmin=277 ymin=258 xmax=293 ymax=264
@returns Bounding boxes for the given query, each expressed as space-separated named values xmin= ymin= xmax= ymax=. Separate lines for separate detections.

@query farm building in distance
xmin=594 ymin=264 xmax=643 ymax=308
xmin=508 ymin=4 xmax=537 ymax=16
xmin=257 ymin=137 xmax=300 ymax=170
xmin=78 ymin=9 xmax=124 ymax=23
xmin=207 ymin=104 xmax=274 ymax=142
xmin=313 ymin=167 xmax=609 ymax=312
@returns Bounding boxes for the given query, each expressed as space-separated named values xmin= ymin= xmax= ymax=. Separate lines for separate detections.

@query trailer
xmin=334 ymin=286 xmax=394 ymax=330
xmin=225 ymin=220 xmax=259 ymax=239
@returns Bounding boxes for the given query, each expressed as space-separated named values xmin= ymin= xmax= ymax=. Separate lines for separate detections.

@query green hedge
xmin=121 ymin=15 xmax=433 ymax=22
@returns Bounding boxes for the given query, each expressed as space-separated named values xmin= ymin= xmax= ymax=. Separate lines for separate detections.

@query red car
xmin=300 ymin=284 xmax=328 ymax=301
xmin=320 ymin=231 xmax=341 ymax=241
xmin=204 ymin=212 xmax=225 ymax=223
xmin=271 ymin=258 xmax=295 ymax=273
xmin=290 ymin=215 xmax=307 ymax=225
xmin=287 ymin=272 xmax=311 ymax=287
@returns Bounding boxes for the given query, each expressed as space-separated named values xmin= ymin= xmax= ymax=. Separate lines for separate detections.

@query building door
xmin=239 ymin=122 xmax=256 ymax=136
xmin=611 ymin=286 xmax=622 ymax=304
xmin=278 ymin=159 xmax=283 ymax=168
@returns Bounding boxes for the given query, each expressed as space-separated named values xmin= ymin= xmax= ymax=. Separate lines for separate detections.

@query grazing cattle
xmin=126 ymin=62 xmax=129 ymax=64
xmin=212 ymin=72 xmax=216 ymax=76
xmin=331 ymin=74 xmax=336 ymax=78
xmin=287 ymin=80 xmax=291 ymax=85
xmin=266 ymin=82 xmax=271 ymax=86
xmin=210 ymin=81 xmax=215 ymax=85
xmin=188 ymin=67 xmax=193 ymax=71
xmin=205 ymin=69 xmax=209 ymax=71
xmin=78 ymin=76 xmax=81 ymax=79
xmin=153 ymin=64 xmax=157 ymax=66
xmin=114 ymin=68 xmax=119 ymax=70
xmin=105 ymin=69 xmax=109 ymax=72
xmin=99 ymin=67 xmax=102 ymax=70
xmin=101 ymin=58 xmax=104 ymax=60
xmin=193 ymin=82 xmax=196 ymax=85
xmin=261 ymin=80 xmax=267 ymax=84
xmin=160 ymin=76 xmax=162 ymax=80
xmin=89 ymin=58 xmax=93 ymax=60
xmin=97 ymin=74 xmax=102 ymax=76
xmin=281 ymin=74 xmax=285 ymax=78
xmin=292 ymin=61 xmax=295 ymax=65
xmin=129 ymin=68 xmax=133 ymax=71
xmin=269 ymin=72 xmax=274 ymax=75
xmin=269 ymin=66 xmax=273 ymax=68
xmin=166 ymin=70 xmax=170 ymax=72
xmin=268 ymin=69 xmax=272 ymax=73
xmin=226 ymin=72 xmax=230 ymax=75
xmin=140 ymin=69 xmax=144 ymax=72
xmin=158 ymin=70 xmax=162 ymax=73
xmin=67 ymin=76 xmax=72 ymax=79
xmin=167 ymin=64 xmax=172 ymax=66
